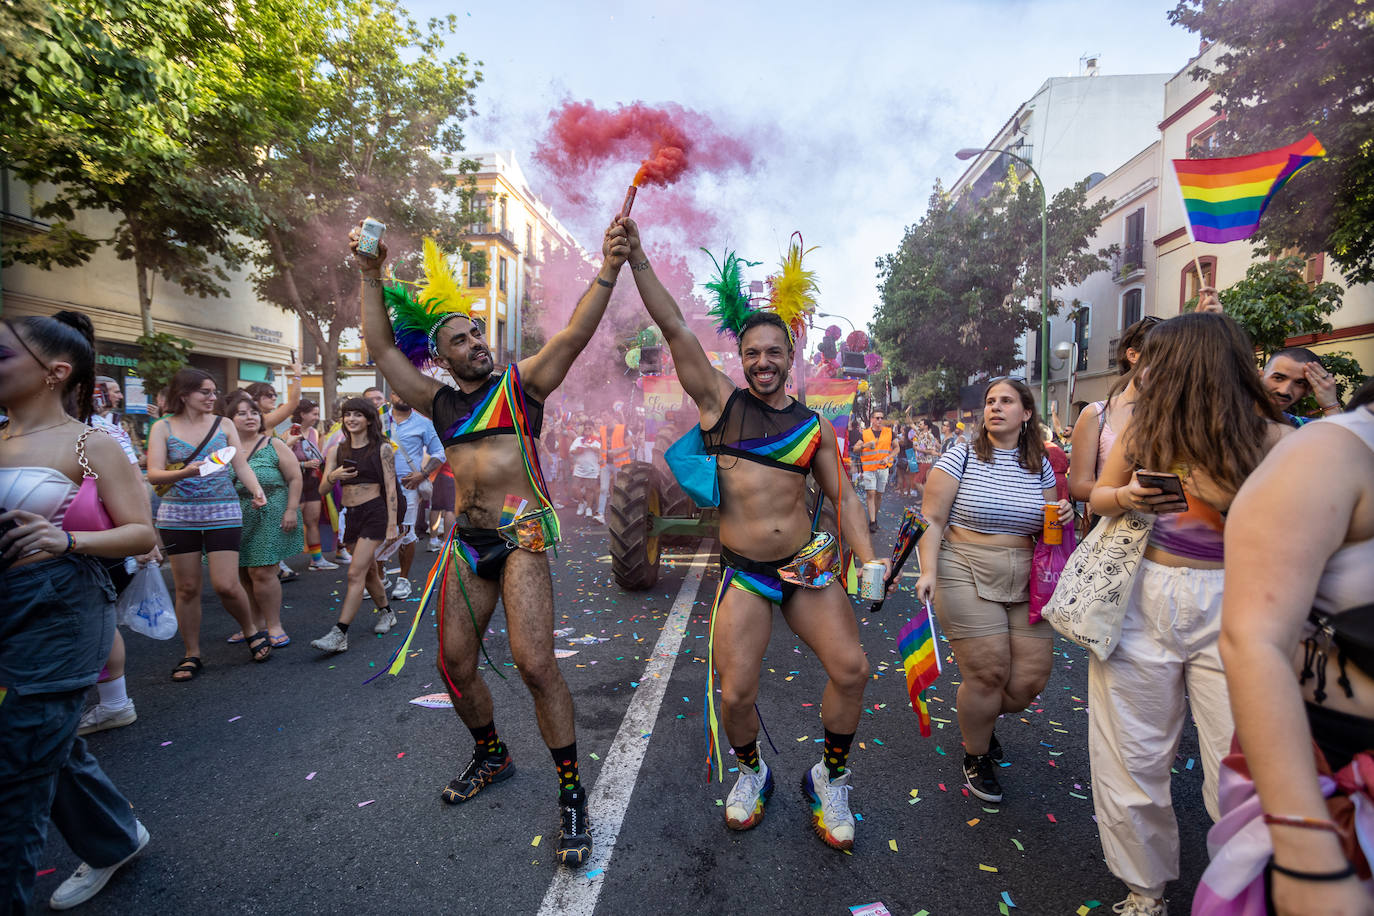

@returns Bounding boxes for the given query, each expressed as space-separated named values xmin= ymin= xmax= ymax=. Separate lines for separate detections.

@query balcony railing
xmin=1112 ymin=244 xmax=1146 ymax=285
xmin=465 ymin=224 xmax=517 ymax=248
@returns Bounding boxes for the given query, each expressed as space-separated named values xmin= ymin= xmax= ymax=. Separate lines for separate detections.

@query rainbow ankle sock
xmin=308 ymin=545 xmax=324 ymax=562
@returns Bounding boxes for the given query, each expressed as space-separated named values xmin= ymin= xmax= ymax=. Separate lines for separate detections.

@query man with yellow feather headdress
xmin=622 ymin=220 xmax=888 ymax=852
xmin=348 ymin=217 xmax=630 ymax=869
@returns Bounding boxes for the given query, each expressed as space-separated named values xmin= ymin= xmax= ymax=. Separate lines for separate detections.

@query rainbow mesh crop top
xmin=432 ymin=367 xmax=544 ymax=449
xmin=701 ymin=388 xmax=822 ymax=475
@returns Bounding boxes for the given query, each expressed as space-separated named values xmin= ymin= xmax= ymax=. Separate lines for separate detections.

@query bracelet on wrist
xmin=64 ymin=532 xmax=76 ymax=554
xmin=1268 ymin=856 xmax=1356 ymax=882
xmin=1263 ymin=813 xmax=1342 ymax=835
xmin=596 ymin=276 xmax=615 ymax=289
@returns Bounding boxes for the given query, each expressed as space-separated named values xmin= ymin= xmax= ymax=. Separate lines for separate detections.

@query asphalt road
xmin=35 ymin=496 xmax=1214 ymax=915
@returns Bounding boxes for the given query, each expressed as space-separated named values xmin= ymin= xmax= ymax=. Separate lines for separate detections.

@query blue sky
xmin=410 ymin=0 xmax=1203 ymax=332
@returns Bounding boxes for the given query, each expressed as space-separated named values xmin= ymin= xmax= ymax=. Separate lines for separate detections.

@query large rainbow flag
xmin=1172 ymin=132 xmax=1325 ymax=244
xmin=898 ymin=600 xmax=942 ymax=737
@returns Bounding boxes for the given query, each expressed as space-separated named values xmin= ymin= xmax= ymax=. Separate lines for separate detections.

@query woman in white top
xmin=1196 ymin=382 xmax=1374 ymax=915
xmin=915 ymin=377 xmax=1071 ymax=805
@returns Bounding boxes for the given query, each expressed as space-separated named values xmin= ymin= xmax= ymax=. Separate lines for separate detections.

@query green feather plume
xmin=702 ymin=248 xmax=761 ymax=341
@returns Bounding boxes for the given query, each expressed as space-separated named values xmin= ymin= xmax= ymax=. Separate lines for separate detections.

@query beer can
xmin=357 ymin=217 xmax=386 ymax=257
xmin=860 ymin=561 xmax=886 ymax=600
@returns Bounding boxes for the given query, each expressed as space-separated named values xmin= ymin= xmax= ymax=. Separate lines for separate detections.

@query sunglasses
xmin=986 ymin=375 xmax=1027 ymax=386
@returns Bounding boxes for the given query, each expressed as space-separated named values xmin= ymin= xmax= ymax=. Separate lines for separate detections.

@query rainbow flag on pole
xmin=897 ymin=601 xmax=942 ymax=737
xmin=1172 ymin=132 xmax=1325 ymax=244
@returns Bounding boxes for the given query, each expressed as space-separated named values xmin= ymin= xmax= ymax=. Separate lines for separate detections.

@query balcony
xmin=1113 ymin=243 xmax=1146 ymax=285
xmin=465 ymin=224 xmax=518 ymax=250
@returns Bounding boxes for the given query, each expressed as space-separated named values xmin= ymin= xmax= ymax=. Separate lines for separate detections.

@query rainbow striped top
xmin=1172 ymin=132 xmax=1325 ymax=245
xmin=702 ymin=388 xmax=823 ymax=474
xmin=431 ymin=366 xmax=545 ymax=448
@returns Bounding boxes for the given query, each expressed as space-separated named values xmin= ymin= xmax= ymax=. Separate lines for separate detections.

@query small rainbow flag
xmin=898 ymin=601 xmax=942 ymax=737
xmin=1173 ymin=132 xmax=1325 ymax=244
xmin=499 ymin=494 xmax=527 ymax=527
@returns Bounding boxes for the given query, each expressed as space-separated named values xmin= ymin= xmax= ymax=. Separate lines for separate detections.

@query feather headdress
xmin=702 ymin=248 xmax=761 ymax=341
xmin=384 ymin=237 xmax=473 ymax=367
xmin=770 ymin=232 xmax=819 ymax=342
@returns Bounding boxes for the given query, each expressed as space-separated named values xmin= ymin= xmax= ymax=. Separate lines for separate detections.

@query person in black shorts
xmin=350 ymin=217 xmax=629 ymax=868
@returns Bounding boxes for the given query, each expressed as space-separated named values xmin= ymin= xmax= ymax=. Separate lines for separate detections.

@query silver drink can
xmin=357 ymin=218 xmax=386 ymax=257
xmin=860 ymin=561 xmax=886 ymax=600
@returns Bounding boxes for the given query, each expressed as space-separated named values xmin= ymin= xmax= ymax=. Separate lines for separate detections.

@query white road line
xmin=537 ymin=546 xmax=712 ymax=916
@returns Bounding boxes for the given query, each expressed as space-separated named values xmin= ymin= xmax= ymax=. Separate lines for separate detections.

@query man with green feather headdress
xmin=623 ymin=218 xmax=889 ymax=852
xmin=348 ymin=217 xmax=630 ymax=869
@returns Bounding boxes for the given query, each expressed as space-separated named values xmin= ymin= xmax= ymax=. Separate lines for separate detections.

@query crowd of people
xmin=2 ymin=213 xmax=1371 ymax=916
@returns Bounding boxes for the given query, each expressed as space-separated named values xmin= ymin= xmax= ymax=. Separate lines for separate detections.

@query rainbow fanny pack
xmin=777 ymin=531 xmax=838 ymax=589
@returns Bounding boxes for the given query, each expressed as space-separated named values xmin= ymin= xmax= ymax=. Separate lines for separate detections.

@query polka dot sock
xmin=468 ymin=721 xmax=506 ymax=760
xmin=733 ymin=740 xmax=760 ymax=772
xmin=823 ymin=729 xmax=855 ymax=780
xmin=551 ymin=742 xmax=582 ymax=803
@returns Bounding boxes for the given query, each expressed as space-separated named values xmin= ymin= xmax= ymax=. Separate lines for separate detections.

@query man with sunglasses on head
xmin=349 ymin=218 xmax=628 ymax=870
xmin=624 ymin=218 xmax=888 ymax=852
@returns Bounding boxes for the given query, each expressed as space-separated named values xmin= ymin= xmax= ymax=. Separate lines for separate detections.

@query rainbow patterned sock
xmin=469 ymin=721 xmax=506 ymax=759
xmin=733 ymin=741 xmax=760 ymax=772
xmin=308 ymin=545 xmax=324 ymax=562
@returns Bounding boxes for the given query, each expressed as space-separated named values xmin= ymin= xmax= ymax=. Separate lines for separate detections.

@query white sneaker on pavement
xmin=724 ymin=759 xmax=773 ymax=830
xmin=311 ymin=625 xmax=348 ymax=653
xmin=390 ymin=577 xmax=412 ymax=600
xmin=373 ymin=610 xmax=398 ymax=634
xmin=77 ymin=701 xmax=137 ymax=736
xmin=335 ymin=548 xmax=352 ymax=564
xmin=801 ymin=760 xmax=856 ymax=850
xmin=427 ymin=536 xmax=441 ymax=552
xmin=593 ymin=514 xmax=606 ymax=525
xmin=49 ymin=820 xmax=149 ymax=910
xmin=1113 ymin=894 xmax=1167 ymax=916
xmin=310 ymin=557 xmax=340 ymax=570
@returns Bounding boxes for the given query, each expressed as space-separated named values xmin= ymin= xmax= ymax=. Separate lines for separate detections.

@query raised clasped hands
xmin=603 ymin=219 xmax=631 ymax=270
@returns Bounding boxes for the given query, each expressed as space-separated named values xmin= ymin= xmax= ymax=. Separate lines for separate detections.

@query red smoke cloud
xmin=535 ymin=100 xmax=752 ymax=203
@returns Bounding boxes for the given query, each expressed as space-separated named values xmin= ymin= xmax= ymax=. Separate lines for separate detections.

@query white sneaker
xmin=373 ymin=610 xmax=398 ymax=634
xmin=335 ymin=548 xmax=352 ymax=564
xmin=77 ymin=701 xmax=137 ymax=736
xmin=390 ymin=577 xmax=412 ymax=600
xmin=801 ymin=761 xmax=855 ymax=850
xmin=49 ymin=820 xmax=149 ymax=910
xmin=311 ymin=625 xmax=348 ymax=653
xmin=427 ymin=537 xmax=441 ymax=552
xmin=310 ymin=557 xmax=340 ymax=570
xmin=724 ymin=759 xmax=773 ymax=830
xmin=593 ymin=514 xmax=606 ymax=525
xmin=1113 ymin=894 xmax=1167 ymax=916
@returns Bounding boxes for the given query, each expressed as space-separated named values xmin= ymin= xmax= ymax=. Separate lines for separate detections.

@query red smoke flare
xmin=535 ymin=100 xmax=751 ymax=201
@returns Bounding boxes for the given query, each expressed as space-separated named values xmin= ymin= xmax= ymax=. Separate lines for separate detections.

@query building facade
xmin=458 ymin=152 xmax=593 ymax=363
xmin=1 ymin=171 xmax=299 ymax=413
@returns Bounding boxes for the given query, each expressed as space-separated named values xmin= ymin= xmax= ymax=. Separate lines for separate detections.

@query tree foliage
xmin=873 ymin=172 xmax=1116 ymax=414
xmin=134 ymin=331 xmax=195 ymax=401
xmin=1169 ymin=0 xmax=1374 ymax=284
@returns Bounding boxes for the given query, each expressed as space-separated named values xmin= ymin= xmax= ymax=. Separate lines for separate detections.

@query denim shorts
xmin=0 ymin=554 xmax=116 ymax=696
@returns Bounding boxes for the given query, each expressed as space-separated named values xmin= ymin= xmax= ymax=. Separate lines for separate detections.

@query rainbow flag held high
xmin=898 ymin=601 xmax=942 ymax=737
xmin=1173 ymin=132 xmax=1325 ymax=244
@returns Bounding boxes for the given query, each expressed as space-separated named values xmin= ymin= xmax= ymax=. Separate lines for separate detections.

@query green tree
xmin=1169 ymin=0 xmax=1374 ymax=284
xmin=873 ymin=173 xmax=1116 ymax=410
xmin=203 ymin=0 xmax=485 ymax=407
xmin=0 ymin=0 xmax=253 ymax=334
xmin=1214 ymin=255 xmax=1365 ymax=407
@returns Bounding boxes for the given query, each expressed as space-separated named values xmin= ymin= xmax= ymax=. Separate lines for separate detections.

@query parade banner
xmin=801 ymin=378 xmax=861 ymax=456
xmin=642 ymin=376 xmax=688 ymax=442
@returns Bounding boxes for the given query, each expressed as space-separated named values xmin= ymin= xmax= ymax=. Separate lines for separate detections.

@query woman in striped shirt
xmin=915 ymin=377 xmax=1071 ymax=804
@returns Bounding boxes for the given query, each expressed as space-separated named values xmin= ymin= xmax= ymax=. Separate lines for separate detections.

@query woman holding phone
xmin=146 ymin=368 xmax=273 ymax=680
xmin=1086 ymin=313 xmax=1290 ymax=916
xmin=309 ymin=397 xmax=398 ymax=654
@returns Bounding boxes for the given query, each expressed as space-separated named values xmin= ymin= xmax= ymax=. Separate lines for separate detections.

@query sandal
xmin=171 ymin=656 xmax=203 ymax=682
xmin=226 ymin=632 xmax=247 ymax=644
xmin=270 ymin=633 xmax=291 ymax=648
xmin=246 ymin=631 xmax=272 ymax=663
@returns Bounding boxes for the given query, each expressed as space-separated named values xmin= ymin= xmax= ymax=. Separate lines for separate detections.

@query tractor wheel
xmin=609 ymin=462 xmax=662 ymax=591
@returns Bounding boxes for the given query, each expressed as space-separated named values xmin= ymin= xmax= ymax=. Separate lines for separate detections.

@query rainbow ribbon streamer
xmin=502 ymin=364 xmax=561 ymax=547
xmin=897 ymin=600 xmax=942 ymax=738
xmin=364 ymin=527 xmax=458 ymax=685
xmin=703 ymin=570 xmax=733 ymax=782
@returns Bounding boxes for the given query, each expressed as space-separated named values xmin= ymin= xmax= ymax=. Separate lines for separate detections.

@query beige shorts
xmin=932 ymin=541 xmax=1050 ymax=640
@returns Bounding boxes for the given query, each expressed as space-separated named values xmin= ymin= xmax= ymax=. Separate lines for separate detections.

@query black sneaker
xmin=441 ymin=751 xmax=514 ymax=804
xmin=555 ymin=791 xmax=592 ymax=867
xmin=963 ymin=753 xmax=1003 ymax=803
xmin=988 ymin=731 xmax=1004 ymax=763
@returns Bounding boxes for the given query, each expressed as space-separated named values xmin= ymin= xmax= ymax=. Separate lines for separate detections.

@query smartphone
xmin=1136 ymin=471 xmax=1189 ymax=513
xmin=357 ymin=218 xmax=386 ymax=257
xmin=0 ymin=510 xmax=17 ymax=574
xmin=340 ymin=458 xmax=358 ymax=470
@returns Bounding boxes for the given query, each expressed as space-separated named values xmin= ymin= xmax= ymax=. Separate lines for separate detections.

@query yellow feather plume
xmin=770 ymin=234 xmax=819 ymax=337
xmin=418 ymin=237 xmax=468 ymax=315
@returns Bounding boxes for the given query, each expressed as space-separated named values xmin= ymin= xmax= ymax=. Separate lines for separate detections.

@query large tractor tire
xmin=609 ymin=462 xmax=662 ymax=591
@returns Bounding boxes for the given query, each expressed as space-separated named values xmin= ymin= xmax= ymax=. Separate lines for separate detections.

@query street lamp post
xmin=955 ymin=146 xmax=1051 ymax=422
